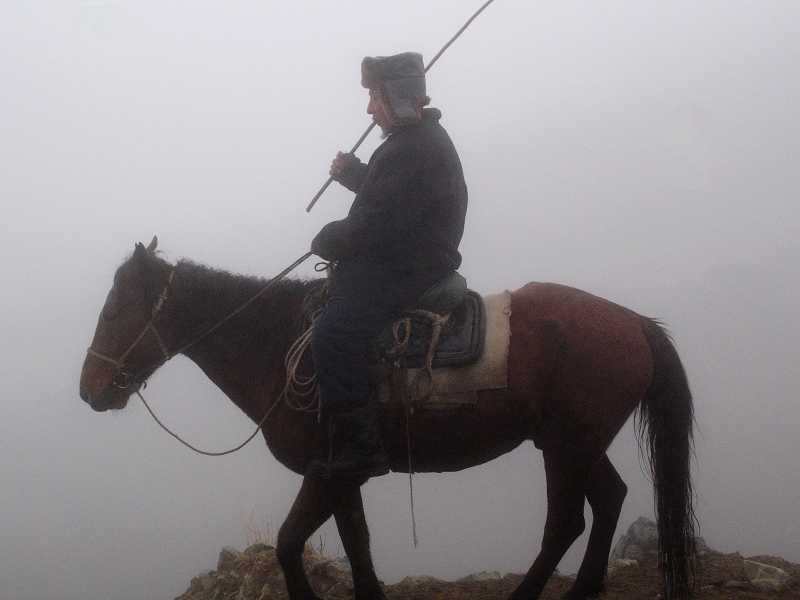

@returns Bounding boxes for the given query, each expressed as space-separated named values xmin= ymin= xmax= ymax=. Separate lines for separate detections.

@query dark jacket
xmin=311 ymin=108 xmax=468 ymax=310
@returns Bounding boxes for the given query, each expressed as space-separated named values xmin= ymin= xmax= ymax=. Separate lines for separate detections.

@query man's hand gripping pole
xmin=305 ymin=0 xmax=496 ymax=213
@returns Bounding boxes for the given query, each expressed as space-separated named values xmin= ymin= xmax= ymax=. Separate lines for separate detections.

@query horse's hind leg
xmin=332 ymin=485 xmax=385 ymax=600
xmin=277 ymin=474 xmax=337 ymax=600
xmin=562 ymin=454 xmax=627 ymax=600
xmin=509 ymin=456 xmax=587 ymax=600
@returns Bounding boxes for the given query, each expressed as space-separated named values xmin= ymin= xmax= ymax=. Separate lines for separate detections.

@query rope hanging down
xmin=305 ymin=0 xmax=497 ymax=212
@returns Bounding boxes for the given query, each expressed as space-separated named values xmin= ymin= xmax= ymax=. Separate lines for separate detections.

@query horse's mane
xmin=170 ymin=259 xmax=319 ymax=358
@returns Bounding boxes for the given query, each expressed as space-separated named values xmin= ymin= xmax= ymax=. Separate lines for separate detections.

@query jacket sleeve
xmin=334 ymin=153 xmax=369 ymax=193
xmin=311 ymin=145 xmax=422 ymax=262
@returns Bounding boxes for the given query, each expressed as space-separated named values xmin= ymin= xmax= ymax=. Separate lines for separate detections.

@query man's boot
xmin=312 ymin=402 xmax=390 ymax=478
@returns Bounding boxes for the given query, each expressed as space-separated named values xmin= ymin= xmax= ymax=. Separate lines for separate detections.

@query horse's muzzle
xmin=79 ymin=383 xmax=128 ymax=412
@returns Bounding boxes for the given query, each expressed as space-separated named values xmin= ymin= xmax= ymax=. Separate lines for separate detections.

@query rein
xmin=86 ymin=251 xmax=313 ymax=455
xmin=134 ymin=389 xmax=281 ymax=457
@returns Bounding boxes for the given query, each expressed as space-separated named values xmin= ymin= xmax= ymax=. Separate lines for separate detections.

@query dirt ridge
xmin=176 ymin=546 xmax=800 ymax=600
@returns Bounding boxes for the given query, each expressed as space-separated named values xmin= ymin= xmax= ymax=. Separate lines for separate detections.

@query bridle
xmin=83 ymin=251 xmax=314 ymax=457
xmin=85 ymin=250 xmax=314 ymax=393
xmin=86 ymin=269 xmax=176 ymax=390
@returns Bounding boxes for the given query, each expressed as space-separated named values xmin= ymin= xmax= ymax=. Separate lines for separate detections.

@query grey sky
xmin=1 ymin=2 xmax=798 ymax=599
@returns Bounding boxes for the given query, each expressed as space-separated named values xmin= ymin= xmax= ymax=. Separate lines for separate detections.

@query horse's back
xmin=508 ymin=282 xmax=654 ymax=458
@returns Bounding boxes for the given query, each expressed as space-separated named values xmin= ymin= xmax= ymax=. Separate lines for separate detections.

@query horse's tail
xmin=638 ymin=319 xmax=698 ymax=600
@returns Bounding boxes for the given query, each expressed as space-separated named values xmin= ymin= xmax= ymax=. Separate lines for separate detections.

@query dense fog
xmin=1 ymin=2 xmax=797 ymax=599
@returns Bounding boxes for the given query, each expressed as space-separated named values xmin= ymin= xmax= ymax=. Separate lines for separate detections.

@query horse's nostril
xmin=79 ymin=385 xmax=89 ymax=403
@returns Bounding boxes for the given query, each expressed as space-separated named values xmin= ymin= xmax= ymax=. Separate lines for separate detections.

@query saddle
xmin=293 ymin=276 xmax=505 ymax=409
xmin=370 ymin=272 xmax=486 ymax=368
xmin=300 ymin=272 xmax=486 ymax=368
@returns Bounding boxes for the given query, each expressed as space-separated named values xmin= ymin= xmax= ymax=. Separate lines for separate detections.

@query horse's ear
xmin=145 ymin=236 xmax=158 ymax=254
xmin=133 ymin=242 xmax=148 ymax=262
xmin=133 ymin=237 xmax=158 ymax=262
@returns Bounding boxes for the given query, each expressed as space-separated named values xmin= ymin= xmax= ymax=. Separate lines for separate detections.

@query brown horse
xmin=79 ymin=239 xmax=697 ymax=600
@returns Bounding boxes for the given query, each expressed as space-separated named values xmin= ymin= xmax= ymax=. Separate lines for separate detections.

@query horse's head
xmin=80 ymin=236 xmax=174 ymax=411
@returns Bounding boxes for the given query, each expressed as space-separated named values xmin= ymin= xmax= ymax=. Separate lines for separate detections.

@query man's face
xmin=368 ymin=88 xmax=393 ymax=136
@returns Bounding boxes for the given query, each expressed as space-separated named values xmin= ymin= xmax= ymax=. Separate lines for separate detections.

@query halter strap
xmin=86 ymin=348 xmax=124 ymax=369
xmin=85 ymin=251 xmax=313 ymax=386
xmin=85 ymin=270 xmax=175 ymax=380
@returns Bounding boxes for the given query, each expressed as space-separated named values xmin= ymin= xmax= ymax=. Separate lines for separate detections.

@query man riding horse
xmin=310 ymin=52 xmax=469 ymax=477
xmin=81 ymin=52 xmax=697 ymax=600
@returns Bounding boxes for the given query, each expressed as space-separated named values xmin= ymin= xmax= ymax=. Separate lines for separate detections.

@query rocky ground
xmin=176 ymin=548 xmax=800 ymax=600
xmin=176 ymin=518 xmax=799 ymax=600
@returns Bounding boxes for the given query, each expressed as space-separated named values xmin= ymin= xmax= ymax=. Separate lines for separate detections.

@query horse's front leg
xmin=277 ymin=473 xmax=338 ymax=600
xmin=332 ymin=483 xmax=385 ymax=600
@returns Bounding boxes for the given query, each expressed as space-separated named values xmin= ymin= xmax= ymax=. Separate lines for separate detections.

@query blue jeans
xmin=310 ymin=297 xmax=391 ymax=415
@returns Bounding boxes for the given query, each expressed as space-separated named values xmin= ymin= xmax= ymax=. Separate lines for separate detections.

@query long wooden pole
xmin=305 ymin=0 xmax=497 ymax=212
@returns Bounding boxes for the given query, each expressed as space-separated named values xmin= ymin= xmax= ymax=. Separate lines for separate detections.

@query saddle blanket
xmin=377 ymin=291 xmax=511 ymax=407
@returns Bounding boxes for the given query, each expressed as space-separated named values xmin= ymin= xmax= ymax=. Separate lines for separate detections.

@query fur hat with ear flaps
xmin=361 ymin=52 xmax=431 ymax=126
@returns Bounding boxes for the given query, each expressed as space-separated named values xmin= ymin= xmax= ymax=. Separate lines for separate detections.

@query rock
xmin=458 ymin=570 xmax=501 ymax=582
xmin=303 ymin=551 xmax=355 ymax=595
xmin=197 ymin=570 xmax=217 ymax=590
xmin=722 ymin=580 xmax=751 ymax=590
xmin=334 ymin=555 xmax=351 ymax=572
xmin=610 ymin=516 xmax=658 ymax=562
xmin=609 ymin=558 xmax=639 ymax=570
xmin=611 ymin=517 xmax=710 ymax=565
xmin=243 ymin=542 xmax=274 ymax=557
xmin=218 ymin=546 xmax=243 ymax=571
xmin=743 ymin=559 xmax=793 ymax=592
xmin=236 ymin=572 xmax=258 ymax=600
xmin=398 ymin=574 xmax=444 ymax=585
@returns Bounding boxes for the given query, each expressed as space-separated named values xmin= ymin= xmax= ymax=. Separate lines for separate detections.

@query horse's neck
xmin=165 ymin=266 xmax=304 ymax=420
